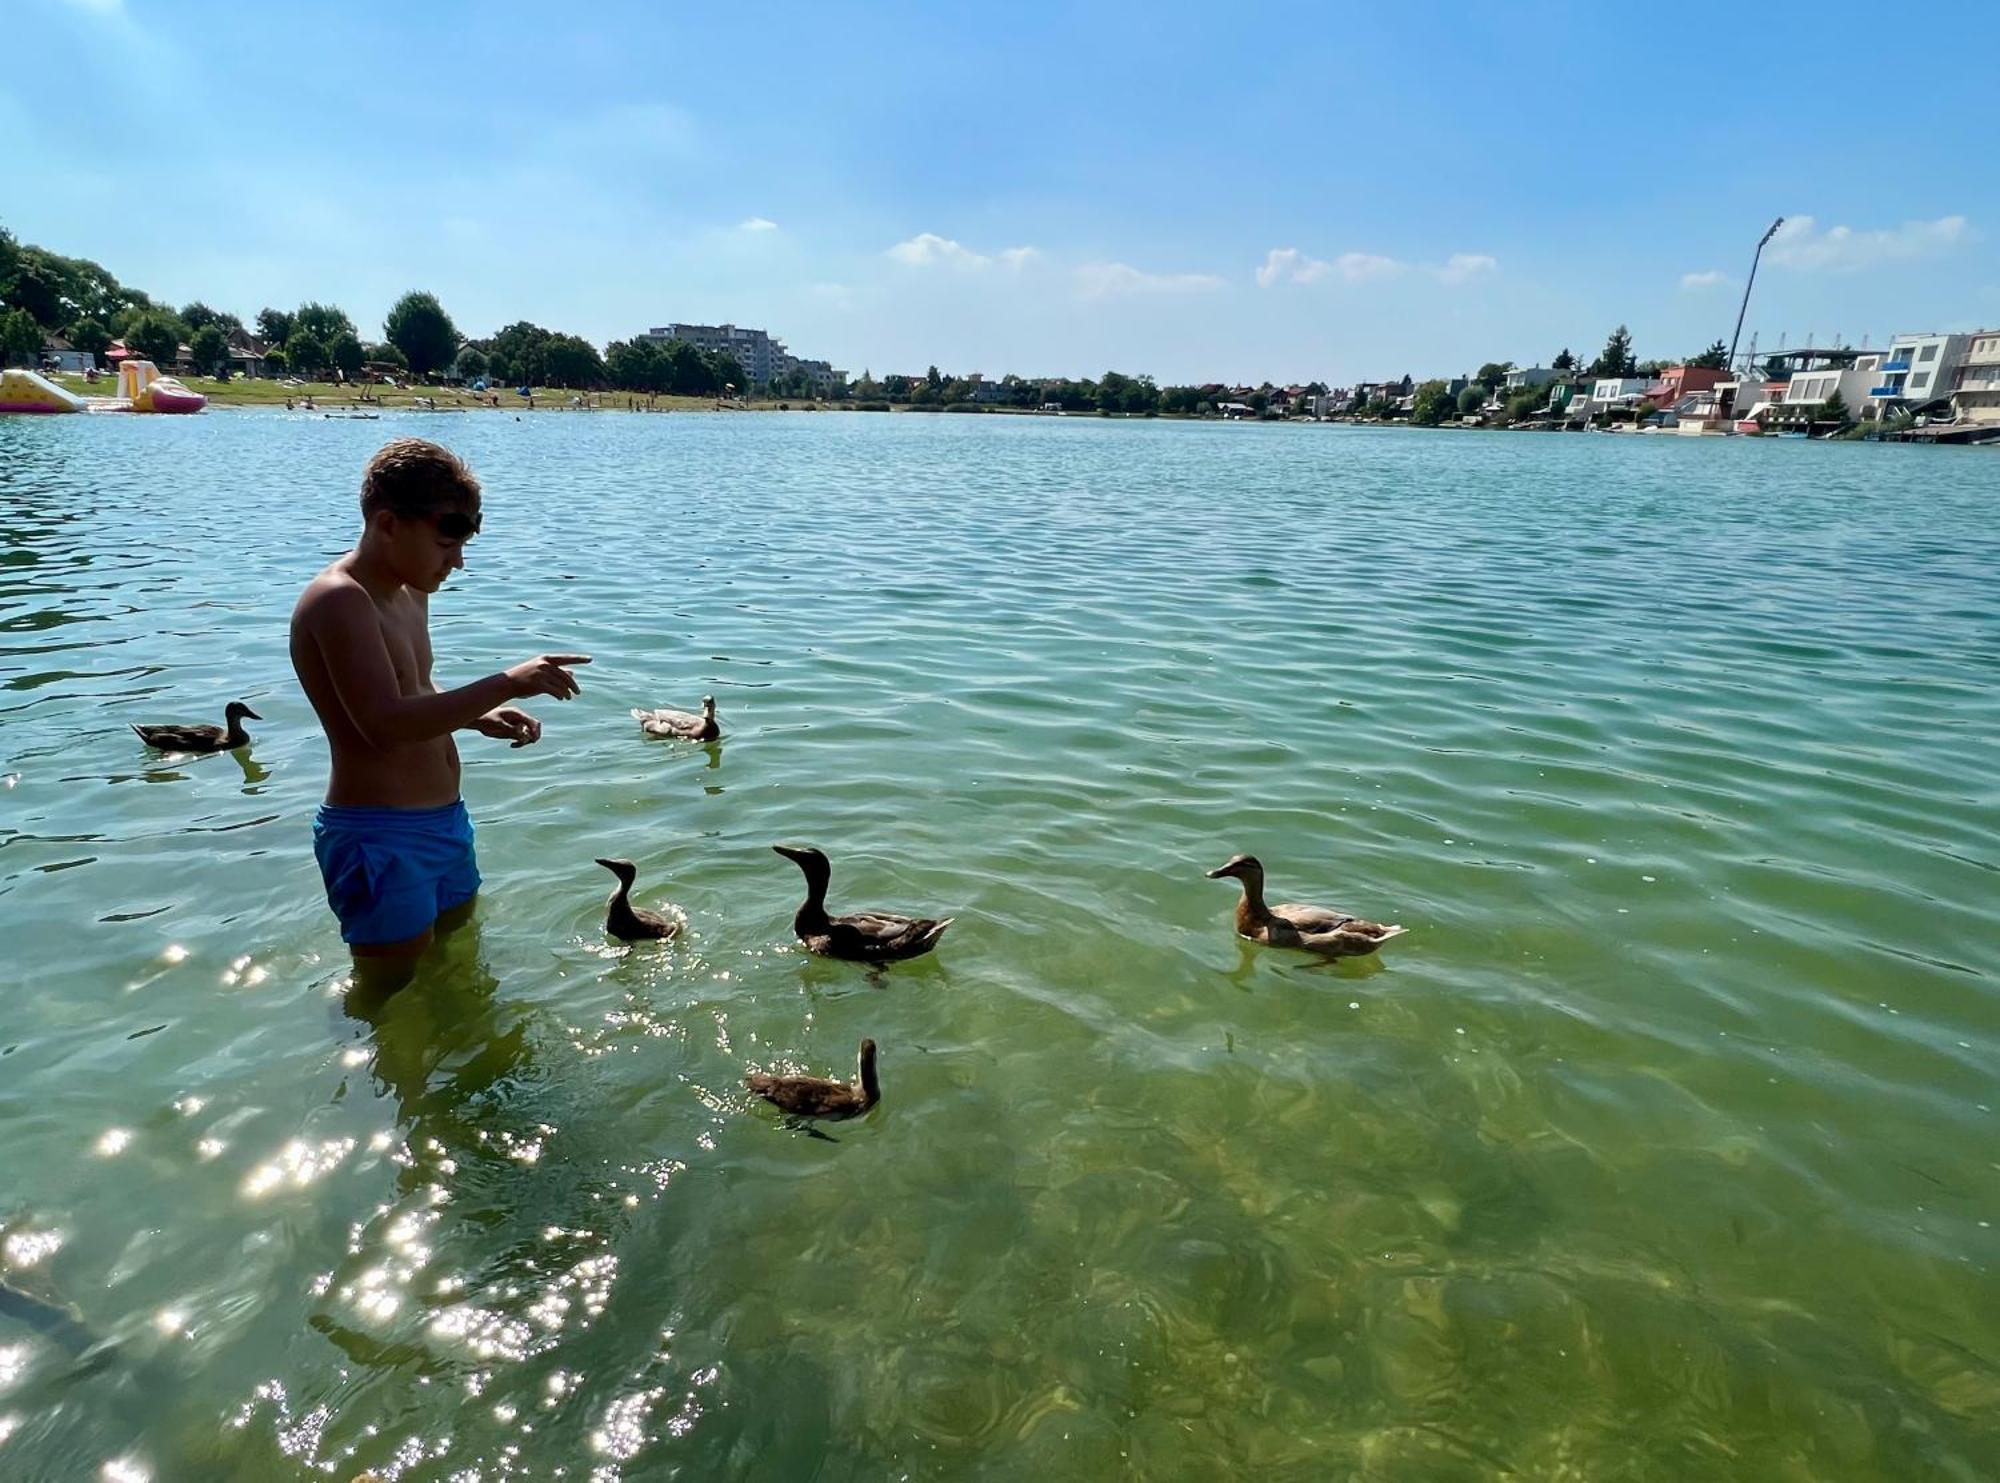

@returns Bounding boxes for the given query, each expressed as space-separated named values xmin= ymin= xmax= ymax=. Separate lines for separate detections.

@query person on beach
xmin=289 ymin=437 xmax=590 ymax=994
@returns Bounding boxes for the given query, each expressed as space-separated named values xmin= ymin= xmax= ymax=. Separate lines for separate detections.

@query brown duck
xmin=595 ymin=858 xmax=680 ymax=941
xmin=631 ymin=696 xmax=720 ymax=741
xmin=747 ymin=1038 xmax=879 ymax=1119
xmin=132 ymin=701 xmax=260 ymax=754
xmin=1206 ymin=853 xmax=1406 ymax=956
xmin=773 ymin=845 xmax=952 ymax=962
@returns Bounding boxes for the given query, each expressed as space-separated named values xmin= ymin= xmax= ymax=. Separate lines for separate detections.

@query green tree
xmin=1820 ymin=389 xmax=1853 ymax=429
xmin=263 ymin=347 xmax=288 ymax=376
xmin=1474 ymin=361 xmax=1513 ymax=391
xmin=1690 ymin=339 xmax=1729 ymax=370
xmin=1502 ymin=386 xmax=1544 ymax=424
xmin=543 ymin=333 xmax=604 ymax=388
xmin=64 ymin=317 xmax=112 ymax=361
xmin=0 ymin=226 xmax=18 ymax=301
xmin=329 ymin=330 xmax=364 ymax=380
xmin=926 ymin=364 xmax=943 ymax=391
xmin=0 ymin=308 xmax=43 ymax=367
xmin=1590 ymin=325 xmax=1637 ymax=377
xmin=189 ymin=323 xmax=231 ymax=377
xmin=255 ymin=307 xmax=293 ymax=347
xmin=457 ymin=346 xmax=490 ymax=382
xmin=285 ymin=329 xmax=329 ymax=375
xmin=1552 ymin=346 xmax=1576 ymax=372
xmin=181 ymin=302 xmax=242 ymax=335
xmin=6 ymin=250 xmax=69 ymax=327
xmin=292 ymin=301 xmax=355 ymax=346
xmin=1410 ymin=379 xmax=1455 ymax=425
xmin=126 ymin=310 xmax=186 ymax=368
xmin=368 ymin=342 xmax=408 ymax=373
xmin=383 ymin=290 xmax=459 ymax=377
xmin=1456 ymin=385 xmax=1485 ymax=417
xmin=709 ymin=351 xmax=746 ymax=394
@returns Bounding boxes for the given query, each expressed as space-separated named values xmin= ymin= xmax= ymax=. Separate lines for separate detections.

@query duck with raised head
xmin=631 ymin=696 xmax=720 ymax=741
xmin=132 ymin=701 xmax=260 ymax=754
xmin=747 ymin=1037 xmax=879 ymax=1120
xmin=1206 ymin=853 xmax=1406 ymax=956
xmin=595 ymin=857 xmax=680 ymax=941
xmin=773 ymin=844 xmax=952 ymax=962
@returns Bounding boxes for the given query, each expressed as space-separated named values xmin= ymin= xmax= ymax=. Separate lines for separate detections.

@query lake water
xmin=0 ymin=410 xmax=1995 ymax=1479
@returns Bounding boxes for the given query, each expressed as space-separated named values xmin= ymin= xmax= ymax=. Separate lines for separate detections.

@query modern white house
xmin=1870 ymin=332 xmax=1972 ymax=411
xmin=1503 ymin=366 xmax=1556 ymax=391
xmin=1781 ymin=353 xmax=1883 ymax=410
xmin=1949 ymin=330 xmax=2000 ymax=424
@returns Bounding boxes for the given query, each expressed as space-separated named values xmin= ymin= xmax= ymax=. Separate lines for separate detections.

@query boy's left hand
xmin=475 ymin=707 xmax=542 ymax=747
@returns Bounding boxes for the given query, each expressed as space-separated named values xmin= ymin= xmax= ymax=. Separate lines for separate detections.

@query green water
xmin=1 ymin=411 xmax=1995 ymax=1479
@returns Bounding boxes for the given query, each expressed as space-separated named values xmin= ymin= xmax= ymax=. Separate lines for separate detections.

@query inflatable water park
xmin=0 ymin=359 xmax=206 ymax=415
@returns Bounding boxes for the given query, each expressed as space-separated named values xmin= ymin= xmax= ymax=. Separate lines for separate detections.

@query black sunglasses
xmin=432 ymin=510 xmax=482 ymax=540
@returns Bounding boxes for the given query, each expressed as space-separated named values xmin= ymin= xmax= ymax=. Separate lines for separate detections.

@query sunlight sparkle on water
xmin=241 ymin=1136 xmax=357 ymax=1198
xmin=0 ymin=1344 xmax=29 ymax=1389
xmin=2 ymin=1229 xmax=64 ymax=1269
xmin=94 ymin=1128 xmax=133 ymax=1157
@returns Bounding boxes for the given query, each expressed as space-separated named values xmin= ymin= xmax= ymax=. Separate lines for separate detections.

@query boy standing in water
xmin=290 ymin=438 xmax=589 ymax=993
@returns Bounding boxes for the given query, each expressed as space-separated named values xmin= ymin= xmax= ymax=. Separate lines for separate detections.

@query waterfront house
xmin=1870 ymin=332 xmax=1972 ymax=414
xmin=1645 ymin=365 xmax=1728 ymax=410
xmin=226 ymin=330 xmax=274 ymax=379
xmin=1780 ymin=353 xmax=1883 ymax=416
xmin=1948 ymin=330 xmax=2000 ymax=424
xmin=1503 ymin=366 xmax=1555 ymax=391
xmin=40 ymin=335 xmax=95 ymax=374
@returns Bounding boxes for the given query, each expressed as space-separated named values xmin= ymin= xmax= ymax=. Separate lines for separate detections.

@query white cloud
xmin=1257 ymin=247 xmax=1405 ymax=286
xmin=739 ymin=217 xmax=778 ymax=232
xmin=1258 ymin=247 xmax=1329 ymax=287
xmin=1766 ymin=214 xmax=1970 ymax=272
xmin=888 ymin=233 xmax=1034 ymax=270
xmin=1435 ymin=253 xmax=1499 ymax=285
xmin=1074 ymin=262 xmax=1227 ymax=297
xmin=1681 ymin=269 xmax=1729 ymax=291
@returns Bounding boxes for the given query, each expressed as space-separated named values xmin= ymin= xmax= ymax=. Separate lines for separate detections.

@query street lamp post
xmin=1728 ymin=217 xmax=1785 ymax=374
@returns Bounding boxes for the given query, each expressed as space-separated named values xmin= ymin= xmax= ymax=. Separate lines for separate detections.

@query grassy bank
xmin=47 ymin=374 xmax=801 ymax=413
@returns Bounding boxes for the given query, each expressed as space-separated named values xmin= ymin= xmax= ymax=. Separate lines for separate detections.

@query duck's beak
xmin=594 ymin=858 xmax=625 ymax=875
xmin=1205 ymin=863 xmax=1235 ymax=878
xmin=772 ymin=844 xmax=804 ymax=863
xmin=241 ymin=707 xmax=263 ymax=721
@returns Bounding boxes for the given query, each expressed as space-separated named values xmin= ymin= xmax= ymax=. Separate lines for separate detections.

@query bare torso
xmin=290 ymin=558 xmax=461 ymax=807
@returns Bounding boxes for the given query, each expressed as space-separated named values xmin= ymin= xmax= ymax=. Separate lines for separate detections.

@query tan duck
xmin=773 ymin=844 xmax=952 ymax=962
xmin=631 ymin=696 xmax=720 ymax=741
xmin=595 ymin=858 xmax=680 ymax=941
xmin=132 ymin=701 xmax=260 ymax=754
xmin=1206 ymin=853 xmax=1406 ymax=956
xmin=747 ymin=1038 xmax=879 ymax=1120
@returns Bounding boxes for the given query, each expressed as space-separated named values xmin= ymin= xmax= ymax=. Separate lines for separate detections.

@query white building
xmin=1781 ymin=353 xmax=1883 ymax=410
xmin=1503 ymin=366 xmax=1556 ymax=391
xmin=1949 ymin=330 xmax=2000 ymax=425
xmin=1870 ymin=332 xmax=1972 ymax=412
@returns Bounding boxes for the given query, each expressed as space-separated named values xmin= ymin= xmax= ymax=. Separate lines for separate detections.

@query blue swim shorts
xmin=313 ymin=800 xmax=482 ymax=946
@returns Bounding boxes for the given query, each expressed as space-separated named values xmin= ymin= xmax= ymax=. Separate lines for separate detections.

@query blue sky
xmin=8 ymin=1 xmax=1998 ymax=382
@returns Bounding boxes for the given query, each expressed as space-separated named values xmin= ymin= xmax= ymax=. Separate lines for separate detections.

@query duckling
xmin=132 ymin=701 xmax=260 ymax=754
xmin=631 ymin=696 xmax=720 ymax=741
xmin=773 ymin=844 xmax=951 ymax=962
xmin=1206 ymin=853 xmax=1406 ymax=956
xmin=595 ymin=857 xmax=679 ymax=941
xmin=747 ymin=1038 xmax=879 ymax=1120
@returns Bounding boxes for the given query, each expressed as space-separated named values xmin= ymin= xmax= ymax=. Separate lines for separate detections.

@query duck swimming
xmin=747 ymin=1037 xmax=879 ymax=1119
xmin=1206 ymin=854 xmax=1406 ymax=956
xmin=631 ymin=696 xmax=720 ymax=741
xmin=773 ymin=844 xmax=952 ymax=962
xmin=132 ymin=701 xmax=260 ymax=754
xmin=595 ymin=857 xmax=680 ymax=941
